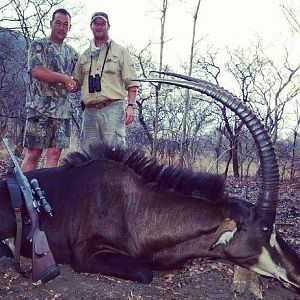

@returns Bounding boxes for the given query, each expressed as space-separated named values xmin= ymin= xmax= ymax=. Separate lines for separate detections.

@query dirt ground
xmin=0 ymin=158 xmax=299 ymax=300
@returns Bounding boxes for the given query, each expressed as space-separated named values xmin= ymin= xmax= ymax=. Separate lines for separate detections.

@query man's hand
xmin=64 ymin=77 xmax=77 ymax=93
xmin=124 ymin=105 xmax=135 ymax=125
xmin=125 ymin=86 xmax=138 ymax=125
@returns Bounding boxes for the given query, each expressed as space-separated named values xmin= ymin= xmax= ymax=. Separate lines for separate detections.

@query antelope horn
xmin=134 ymin=72 xmax=279 ymax=228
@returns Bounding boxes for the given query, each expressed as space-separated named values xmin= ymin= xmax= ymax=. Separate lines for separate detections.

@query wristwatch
xmin=127 ymin=103 xmax=136 ymax=108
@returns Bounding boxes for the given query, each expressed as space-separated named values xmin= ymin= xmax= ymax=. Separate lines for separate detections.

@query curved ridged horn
xmin=135 ymin=71 xmax=279 ymax=226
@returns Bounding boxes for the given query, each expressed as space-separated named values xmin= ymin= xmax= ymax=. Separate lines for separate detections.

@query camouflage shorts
xmin=23 ymin=116 xmax=71 ymax=149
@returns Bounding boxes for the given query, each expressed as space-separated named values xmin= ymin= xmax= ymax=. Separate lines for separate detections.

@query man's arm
xmin=70 ymin=57 xmax=84 ymax=92
xmin=125 ymin=86 xmax=138 ymax=125
xmin=127 ymin=86 xmax=138 ymax=105
xmin=30 ymin=67 xmax=77 ymax=90
xmin=120 ymin=46 xmax=140 ymax=125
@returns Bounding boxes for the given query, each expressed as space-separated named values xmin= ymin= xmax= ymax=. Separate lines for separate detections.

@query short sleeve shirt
xmin=26 ymin=37 xmax=78 ymax=119
xmin=72 ymin=40 xmax=139 ymax=104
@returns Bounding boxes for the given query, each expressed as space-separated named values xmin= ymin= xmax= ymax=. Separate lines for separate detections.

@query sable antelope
xmin=0 ymin=72 xmax=299 ymax=296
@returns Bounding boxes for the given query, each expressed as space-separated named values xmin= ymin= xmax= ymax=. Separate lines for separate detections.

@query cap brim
xmin=91 ymin=16 xmax=108 ymax=23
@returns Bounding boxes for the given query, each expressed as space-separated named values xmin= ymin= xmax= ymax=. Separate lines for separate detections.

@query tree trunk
xmin=179 ymin=0 xmax=202 ymax=167
xmin=153 ymin=0 xmax=168 ymax=157
xmin=232 ymin=142 xmax=240 ymax=178
xmin=290 ymin=129 xmax=298 ymax=181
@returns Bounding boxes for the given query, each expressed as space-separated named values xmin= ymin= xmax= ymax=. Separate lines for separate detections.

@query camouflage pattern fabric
xmin=26 ymin=37 xmax=78 ymax=119
xmin=23 ymin=116 xmax=71 ymax=149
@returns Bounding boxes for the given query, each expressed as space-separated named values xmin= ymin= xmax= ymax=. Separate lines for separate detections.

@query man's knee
xmin=21 ymin=148 xmax=42 ymax=171
xmin=24 ymin=148 xmax=42 ymax=163
xmin=46 ymin=148 xmax=62 ymax=159
xmin=45 ymin=148 xmax=62 ymax=168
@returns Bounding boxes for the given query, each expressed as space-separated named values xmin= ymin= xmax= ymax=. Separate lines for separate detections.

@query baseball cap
xmin=90 ymin=12 xmax=110 ymax=25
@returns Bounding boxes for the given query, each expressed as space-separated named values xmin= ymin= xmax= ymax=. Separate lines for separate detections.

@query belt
xmin=85 ymin=99 xmax=115 ymax=109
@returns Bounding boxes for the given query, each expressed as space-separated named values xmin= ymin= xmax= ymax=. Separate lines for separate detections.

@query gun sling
xmin=6 ymin=174 xmax=31 ymax=276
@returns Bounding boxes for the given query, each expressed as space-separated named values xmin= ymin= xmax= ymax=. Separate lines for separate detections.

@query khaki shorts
xmin=23 ymin=116 xmax=71 ymax=149
xmin=81 ymin=100 xmax=126 ymax=151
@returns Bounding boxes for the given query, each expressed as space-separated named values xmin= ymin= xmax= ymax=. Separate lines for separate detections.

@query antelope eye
xmin=261 ymin=226 xmax=270 ymax=232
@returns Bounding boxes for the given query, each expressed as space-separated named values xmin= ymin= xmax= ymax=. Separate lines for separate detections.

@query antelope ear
xmin=210 ymin=218 xmax=237 ymax=250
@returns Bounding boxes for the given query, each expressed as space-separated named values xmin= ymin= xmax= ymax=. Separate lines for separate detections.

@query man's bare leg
xmin=21 ymin=148 xmax=43 ymax=172
xmin=44 ymin=148 xmax=62 ymax=168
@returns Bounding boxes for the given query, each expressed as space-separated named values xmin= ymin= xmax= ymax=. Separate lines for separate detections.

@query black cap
xmin=91 ymin=12 xmax=110 ymax=25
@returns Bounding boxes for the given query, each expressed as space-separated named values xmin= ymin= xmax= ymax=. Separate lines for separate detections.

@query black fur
xmin=62 ymin=143 xmax=225 ymax=203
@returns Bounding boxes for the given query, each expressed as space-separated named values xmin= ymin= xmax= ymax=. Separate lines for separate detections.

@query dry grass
xmin=0 ymin=136 xmax=293 ymax=180
xmin=159 ymin=153 xmax=259 ymax=177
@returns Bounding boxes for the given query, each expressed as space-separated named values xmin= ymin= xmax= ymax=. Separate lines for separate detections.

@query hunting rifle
xmin=3 ymin=138 xmax=60 ymax=283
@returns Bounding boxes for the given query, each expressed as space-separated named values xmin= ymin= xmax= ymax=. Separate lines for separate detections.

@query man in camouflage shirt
xmin=22 ymin=8 xmax=78 ymax=172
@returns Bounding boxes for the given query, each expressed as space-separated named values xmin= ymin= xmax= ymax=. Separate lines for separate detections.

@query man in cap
xmin=72 ymin=12 xmax=139 ymax=150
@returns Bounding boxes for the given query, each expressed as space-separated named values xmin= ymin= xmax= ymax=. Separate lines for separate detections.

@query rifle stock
xmin=2 ymin=138 xmax=60 ymax=283
xmin=32 ymin=230 xmax=60 ymax=282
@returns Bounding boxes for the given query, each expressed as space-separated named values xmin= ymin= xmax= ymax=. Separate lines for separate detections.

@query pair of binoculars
xmin=88 ymin=74 xmax=101 ymax=93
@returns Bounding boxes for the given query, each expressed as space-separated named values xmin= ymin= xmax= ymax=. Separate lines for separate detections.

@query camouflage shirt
xmin=26 ymin=37 xmax=78 ymax=119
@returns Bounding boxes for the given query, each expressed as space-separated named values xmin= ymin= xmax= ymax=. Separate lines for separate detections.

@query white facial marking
xmin=250 ymin=247 xmax=297 ymax=288
xmin=211 ymin=228 xmax=237 ymax=249
xmin=269 ymin=232 xmax=277 ymax=247
xmin=3 ymin=238 xmax=15 ymax=255
xmin=269 ymin=232 xmax=284 ymax=256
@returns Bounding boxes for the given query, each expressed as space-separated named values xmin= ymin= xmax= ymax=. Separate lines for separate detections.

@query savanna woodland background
xmin=0 ymin=0 xmax=299 ymax=299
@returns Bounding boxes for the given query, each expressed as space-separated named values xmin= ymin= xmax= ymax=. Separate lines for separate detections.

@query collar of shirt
xmin=90 ymin=39 xmax=111 ymax=58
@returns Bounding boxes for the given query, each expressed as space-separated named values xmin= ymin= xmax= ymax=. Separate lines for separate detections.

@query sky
xmin=61 ymin=0 xmax=300 ymax=134
xmin=64 ymin=0 xmax=300 ymax=68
